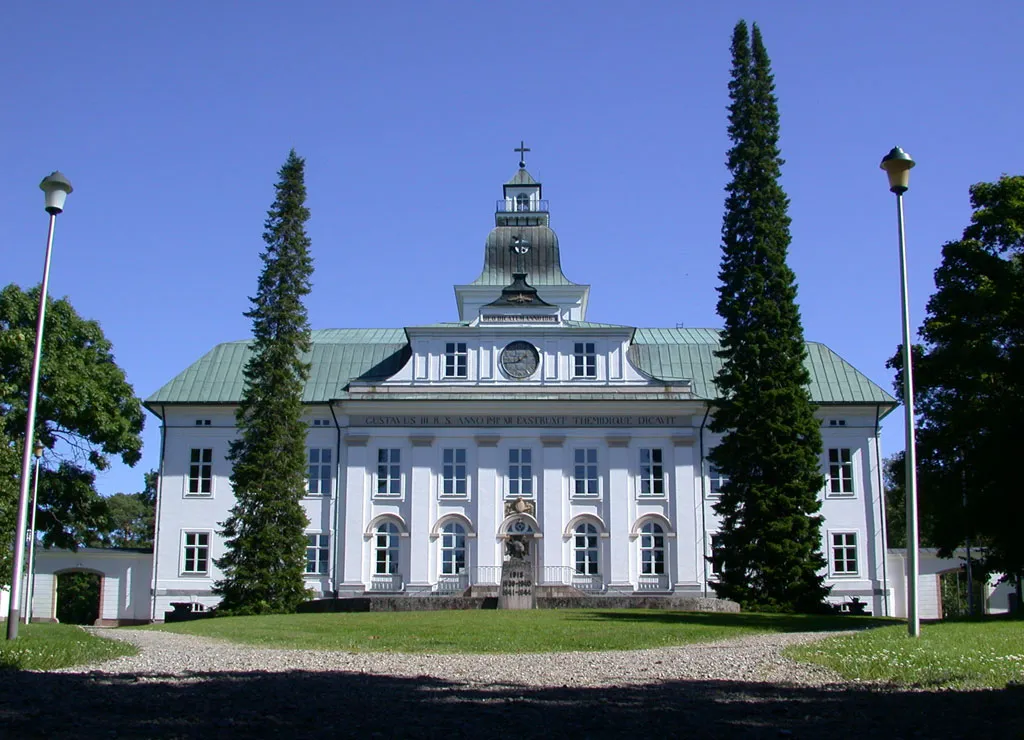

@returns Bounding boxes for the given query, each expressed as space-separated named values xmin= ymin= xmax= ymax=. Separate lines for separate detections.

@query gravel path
xmin=1 ymin=629 xmax=1020 ymax=739
xmin=58 ymin=628 xmax=846 ymax=686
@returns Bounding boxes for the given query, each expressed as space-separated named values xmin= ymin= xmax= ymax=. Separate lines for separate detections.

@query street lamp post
xmin=6 ymin=172 xmax=72 ymax=640
xmin=23 ymin=441 xmax=44 ymax=624
xmin=880 ymin=146 xmax=920 ymax=638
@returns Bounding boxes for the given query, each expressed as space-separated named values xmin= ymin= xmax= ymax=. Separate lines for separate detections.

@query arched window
xmin=515 ymin=193 xmax=531 ymax=211
xmin=640 ymin=522 xmax=665 ymax=575
xmin=573 ymin=523 xmax=599 ymax=575
xmin=441 ymin=522 xmax=467 ymax=575
xmin=375 ymin=522 xmax=399 ymax=575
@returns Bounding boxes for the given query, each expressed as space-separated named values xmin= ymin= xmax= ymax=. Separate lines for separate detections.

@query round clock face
xmin=500 ymin=341 xmax=540 ymax=379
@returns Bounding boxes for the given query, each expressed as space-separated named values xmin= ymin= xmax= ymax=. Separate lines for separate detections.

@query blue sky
xmin=3 ymin=2 xmax=1021 ymax=496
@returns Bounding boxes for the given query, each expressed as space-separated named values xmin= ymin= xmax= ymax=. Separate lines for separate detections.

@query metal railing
xmin=496 ymin=199 xmax=550 ymax=213
xmin=474 ymin=566 xmax=502 ymax=585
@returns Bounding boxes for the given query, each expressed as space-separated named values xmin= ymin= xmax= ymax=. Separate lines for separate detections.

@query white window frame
xmin=572 ymin=342 xmax=597 ymax=378
xmin=640 ymin=522 xmax=666 ymax=575
xmin=440 ymin=447 xmax=469 ymax=498
xmin=638 ymin=448 xmax=666 ymax=497
xmin=507 ymin=447 xmax=534 ymax=498
xmin=305 ymin=534 xmax=330 ymax=575
xmin=707 ymin=461 xmax=728 ymax=498
xmin=573 ymin=523 xmax=600 ymax=576
xmin=375 ymin=448 xmax=402 ymax=498
xmin=829 ymin=531 xmax=859 ymax=577
xmin=827 ymin=448 xmax=855 ymax=497
xmin=444 ymin=342 xmax=468 ymax=379
xmin=181 ymin=530 xmax=211 ymax=575
xmin=375 ymin=523 xmax=400 ymax=575
xmin=572 ymin=447 xmax=599 ymax=498
xmin=186 ymin=448 xmax=213 ymax=497
xmin=306 ymin=448 xmax=333 ymax=495
xmin=440 ymin=522 xmax=467 ymax=576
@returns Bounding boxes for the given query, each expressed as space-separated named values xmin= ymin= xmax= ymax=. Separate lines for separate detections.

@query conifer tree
xmin=708 ymin=22 xmax=829 ymax=612
xmin=214 ymin=150 xmax=314 ymax=614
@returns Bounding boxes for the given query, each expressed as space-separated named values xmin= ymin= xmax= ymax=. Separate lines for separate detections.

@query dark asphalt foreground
xmin=0 ymin=639 xmax=1021 ymax=738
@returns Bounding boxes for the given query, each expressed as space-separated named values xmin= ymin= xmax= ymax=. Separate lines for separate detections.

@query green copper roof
xmin=145 ymin=329 xmax=409 ymax=410
xmin=468 ymin=226 xmax=581 ymax=286
xmin=628 ymin=328 xmax=895 ymax=405
xmin=147 ymin=326 xmax=894 ymax=410
xmin=505 ymin=168 xmax=539 ymax=186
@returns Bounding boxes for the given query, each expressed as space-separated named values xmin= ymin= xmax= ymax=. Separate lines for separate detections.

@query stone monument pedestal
xmin=499 ymin=556 xmax=535 ymax=610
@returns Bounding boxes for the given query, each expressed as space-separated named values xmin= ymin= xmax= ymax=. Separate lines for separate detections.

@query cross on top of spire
xmin=515 ymin=140 xmax=530 ymax=168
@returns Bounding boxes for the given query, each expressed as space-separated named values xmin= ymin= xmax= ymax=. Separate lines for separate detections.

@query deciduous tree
xmin=0 ymin=284 xmax=144 ymax=582
xmin=890 ymin=175 xmax=1024 ymax=603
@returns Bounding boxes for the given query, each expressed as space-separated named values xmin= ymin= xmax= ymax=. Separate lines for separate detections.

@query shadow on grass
xmin=568 ymin=610 xmax=895 ymax=632
xmin=0 ymin=667 xmax=1019 ymax=739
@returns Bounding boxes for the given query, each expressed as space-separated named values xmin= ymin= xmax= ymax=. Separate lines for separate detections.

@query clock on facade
xmin=500 ymin=341 xmax=540 ymax=379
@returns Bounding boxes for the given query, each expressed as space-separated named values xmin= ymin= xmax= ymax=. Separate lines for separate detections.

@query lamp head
xmin=880 ymin=147 xmax=915 ymax=194
xmin=40 ymin=171 xmax=73 ymax=214
xmin=33 ymin=441 xmax=44 ymax=458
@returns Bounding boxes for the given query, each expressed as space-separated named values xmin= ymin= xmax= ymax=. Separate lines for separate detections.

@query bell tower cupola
xmin=498 ymin=141 xmax=549 ymax=227
xmin=453 ymin=143 xmax=591 ymax=322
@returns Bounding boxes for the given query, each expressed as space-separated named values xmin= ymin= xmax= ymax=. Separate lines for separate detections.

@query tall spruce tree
xmin=214 ymin=150 xmax=314 ymax=614
xmin=708 ymin=22 xmax=829 ymax=612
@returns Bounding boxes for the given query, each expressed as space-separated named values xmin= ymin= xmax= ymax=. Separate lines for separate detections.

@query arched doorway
xmin=56 ymin=570 xmax=102 ymax=625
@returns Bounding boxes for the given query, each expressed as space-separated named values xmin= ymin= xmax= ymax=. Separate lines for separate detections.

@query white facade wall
xmin=148 ymin=343 xmax=891 ymax=617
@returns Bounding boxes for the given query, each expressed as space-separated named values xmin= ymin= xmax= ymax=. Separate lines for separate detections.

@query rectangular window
xmin=441 ymin=448 xmax=468 ymax=497
xmin=444 ymin=342 xmax=468 ymax=378
xmin=831 ymin=532 xmax=858 ymax=575
xmin=307 ymin=448 xmax=332 ymax=495
xmin=182 ymin=532 xmax=210 ymax=574
xmin=376 ymin=449 xmax=401 ymax=496
xmin=194 ymin=419 xmax=211 ymax=426
xmin=639 ymin=448 xmax=664 ymax=496
xmin=508 ymin=448 xmax=532 ymax=497
xmin=573 ymin=342 xmax=596 ymax=378
xmin=573 ymin=448 xmax=599 ymax=497
xmin=305 ymin=534 xmax=330 ymax=575
xmin=311 ymin=419 xmax=331 ymax=427
xmin=710 ymin=534 xmax=725 ymax=576
xmin=708 ymin=463 xmax=729 ymax=496
xmin=828 ymin=448 xmax=854 ymax=495
xmin=188 ymin=448 xmax=213 ymax=495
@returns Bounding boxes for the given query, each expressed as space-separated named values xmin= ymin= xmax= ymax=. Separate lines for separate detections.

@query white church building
xmin=143 ymin=157 xmax=897 ymax=619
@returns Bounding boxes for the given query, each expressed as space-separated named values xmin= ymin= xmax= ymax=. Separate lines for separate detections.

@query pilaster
xmin=408 ymin=435 xmax=435 ymax=588
xmin=606 ymin=435 xmax=632 ymax=592
xmin=475 ymin=435 xmax=500 ymax=570
xmin=340 ymin=435 xmax=368 ymax=592
xmin=540 ymin=436 xmax=565 ymax=581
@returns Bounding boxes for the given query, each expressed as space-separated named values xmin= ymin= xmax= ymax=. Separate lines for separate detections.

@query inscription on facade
xmin=481 ymin=314 xmax=559 ymax=323
xmin=351 ymin=414 xmax=686 ymax=428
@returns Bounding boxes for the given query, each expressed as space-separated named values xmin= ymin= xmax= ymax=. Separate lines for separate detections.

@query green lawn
xmin=0 ymin=623 xmax=137 ymax=671
xmin=785 ymin=619 xmax=1024 ymax=689
xmin=146 ymin=609 xmax=889 ymax=654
